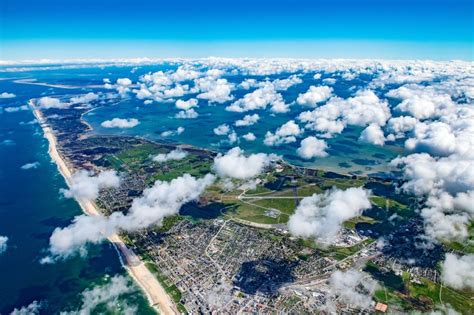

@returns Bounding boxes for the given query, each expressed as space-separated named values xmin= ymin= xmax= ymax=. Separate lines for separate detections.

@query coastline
xmin=30 ymin=101 xmax=179 ymax=315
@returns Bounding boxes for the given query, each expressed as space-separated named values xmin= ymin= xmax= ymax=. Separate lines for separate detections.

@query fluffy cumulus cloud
xmin=385 ymin=77 xmax=474 ymax=244
xmin=160 ymin=126 xmax=185 ymax=137
xmin=115 ymin=78 xmax=133 ymax=95
xmin=36 ymin=96 xmax=69 ymax=109
xmin=441 ymin=254 xmax=474 ymax=290
xmin=46 ymin=174 xmax=215 ymax=259
xmin=0 ymin=235 xmax=8 ymax=254
xmin=226 ymin=83 xmax=289 ymax=113
xmin=61 ymin=170 xmax=121 ymax=201
xmin=70 ymin=92 xmax=99 ymax=105
xmin=0 ymin=92 xmax=16 ymax=98
xmin=392 ymin=153 xmax=474 ymax=242
xmin=196 ymin=78 xmax=234 ymax=103
xmin=296 ymin=86 xmax=333 ymax=106
xmin=213 ymin=124 xmax=231 ymax=136
xmin=213 ymin=147 xmax=275 ymax=179
xmin=288 ymin=187 xmax=371 ymax=243
xmin=242 ymin=132 xmax=256 ymax=141
xmin=386 ymin=116 xmax=418 ymax=139
xmin=404 ymin=120 xmax=473 ymax=158
xmin=392 ymin=154 xmax=474 ymax=200
xmin=175 ymin=98 xmax=198 ymax=110
xmin=297 ymin=136 xmax=328 ymax=159
xmin=234 ymin=114 xmax=260 ymax=127
xmin=264 ymin=120 xmax=302 ymax=146
xmin=359 ymin=123 xmax=385 ymax=146
xmin=299 ymin=90 xmax=390 ymax=137
xmin=213 ymin=124 xmax=239 ymax=144
xmin=328 ymin=270 xmax=377 ymax=310
xmin=387 ymin=84 xmax=455 ymax=120
xmin=152 ymin=149 xmax=188 ymax=163
xmin=101 ymin=118 xmax=140 ymax=129
xmin=175 ymin=108 xmax=199 ymax=119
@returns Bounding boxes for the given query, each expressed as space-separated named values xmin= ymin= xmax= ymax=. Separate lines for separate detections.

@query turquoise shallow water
xmin=82 ymin=68 xmax=401 ymax=176
xmin=0 ymin=77 xmax=154 ymax=314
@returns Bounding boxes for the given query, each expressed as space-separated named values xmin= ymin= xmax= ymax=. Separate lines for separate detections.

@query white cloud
xmin=160 ymin=126 xmax=185 ymax=137
xmin=213 ymin=124 xmax=231 ymax=136
xmin=288 ymin=187 xmax=371 ymax=243
xmin=116 ymin=78 xmax=133 ymax=95
xmin=21 ymin=162 xmax=40 ymax=170
xmin=4 ymin=105 xmax=28 ymax=113
xmin=36 ymin=97 xmax=69 ymax=109
xmin=196 ymin=78 xmax=234 ymax=103
xmin=64 ymin=275 xmax=137 ymax=315
xmin=239 ymin=78 xmax=258 ymax=90
xmin=387 ymin=84 xmax=455 ymax=120
xmin=10 ymin=300 xmax=42 ymax=315
xmin=359 ymin=123 xmax=385 ymax=146
xmin=270 ymin=75 xmax=303 ymax=91
xmin=61 ymin=170 xmax=120 ymax=201
xmin=226 ymin=83 xmax=286 ymax=113
xmin=153 ymin=149 xmax=188 ymax=163
xmin=117 ymin=78 xmax=132 ymax=86
xmin=405 ymin=121 xmax=470 ymax=157
xmin=46 ymin=174 xmax=215 ymax=259
xmin=297 ymin=136 xmax=328 ymax=159
xmin=296 ymin=86 xmax=333 ymax=107
xmin=242 ymin=132 xmax=256 ymax=141
xmin=322 ymin=78 xmax=336 ymax=85
xmin=392 ymin=153 xmax=474 ymax=242
xmin=442 ymin=254 xmax=474 ymax=290
xmin=175 ymin=108 xmax=199 ymax=119
xmin=387 ymin=116 xmax=418 ymax=139
xmin=170 ymin=66 xmax=201 ymax=82
xmin=264 ymin=120 xmax=302 ymax=146
xmin=227 ymin=131 xmax=238 ymax=144
xmin=328 ymin=270 xmax=377 ymax=309
xmin=0 ymin=92 xmax=16 ymax=98
xmin=0 ymin=235 xmax=8 ymax=254
xmin=70 ymin=92 xmax=99 ymax=104
xmin=101 ymin=118 xmax=140 ymax=129
xmin=175 ymin=98 xmax=198 ymax=110
xmin=392 ymin=153 xmax=474 ymax=197
xmin=299 ymin=90 xmax=390 ymax=137
xmin=213 ymin=147 xmax=274 ymax=179
xmin=234 ymin=114 xmax=260 ymax=127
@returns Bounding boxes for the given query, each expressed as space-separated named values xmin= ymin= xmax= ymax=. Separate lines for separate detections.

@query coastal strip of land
xmin=30 ymin=102 xmax=179 ymax=315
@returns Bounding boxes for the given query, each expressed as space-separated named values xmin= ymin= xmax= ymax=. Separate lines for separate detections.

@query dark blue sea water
xmin=0 ymin=76 xmax=154 ymax=314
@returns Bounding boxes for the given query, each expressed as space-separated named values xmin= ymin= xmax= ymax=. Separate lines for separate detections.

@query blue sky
xmin=1 ymin=0 xmax=472 ymax=60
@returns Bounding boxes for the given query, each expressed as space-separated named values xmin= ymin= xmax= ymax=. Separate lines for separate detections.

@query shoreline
xmin=30 ymin=101 xmax=179 ymax=315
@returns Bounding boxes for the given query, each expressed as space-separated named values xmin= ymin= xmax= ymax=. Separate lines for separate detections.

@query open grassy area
xmin=327 ymin=238 xmax=375 ymax=260
xmin=343 ymin=215 xmax=377 ymax=229
xmin=369 ymin=261 xmax=474 ymax=314
xmin=251 ymin=198 xmax=297 ymax=215
xmin=222 ymin=200 xmax=283 ymax=224
xmin=371 ymin=195 xmax=408 ymax=212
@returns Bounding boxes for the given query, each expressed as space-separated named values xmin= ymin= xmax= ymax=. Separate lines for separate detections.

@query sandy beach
xmin=30 ymin=102 xmax=179 ymax=315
